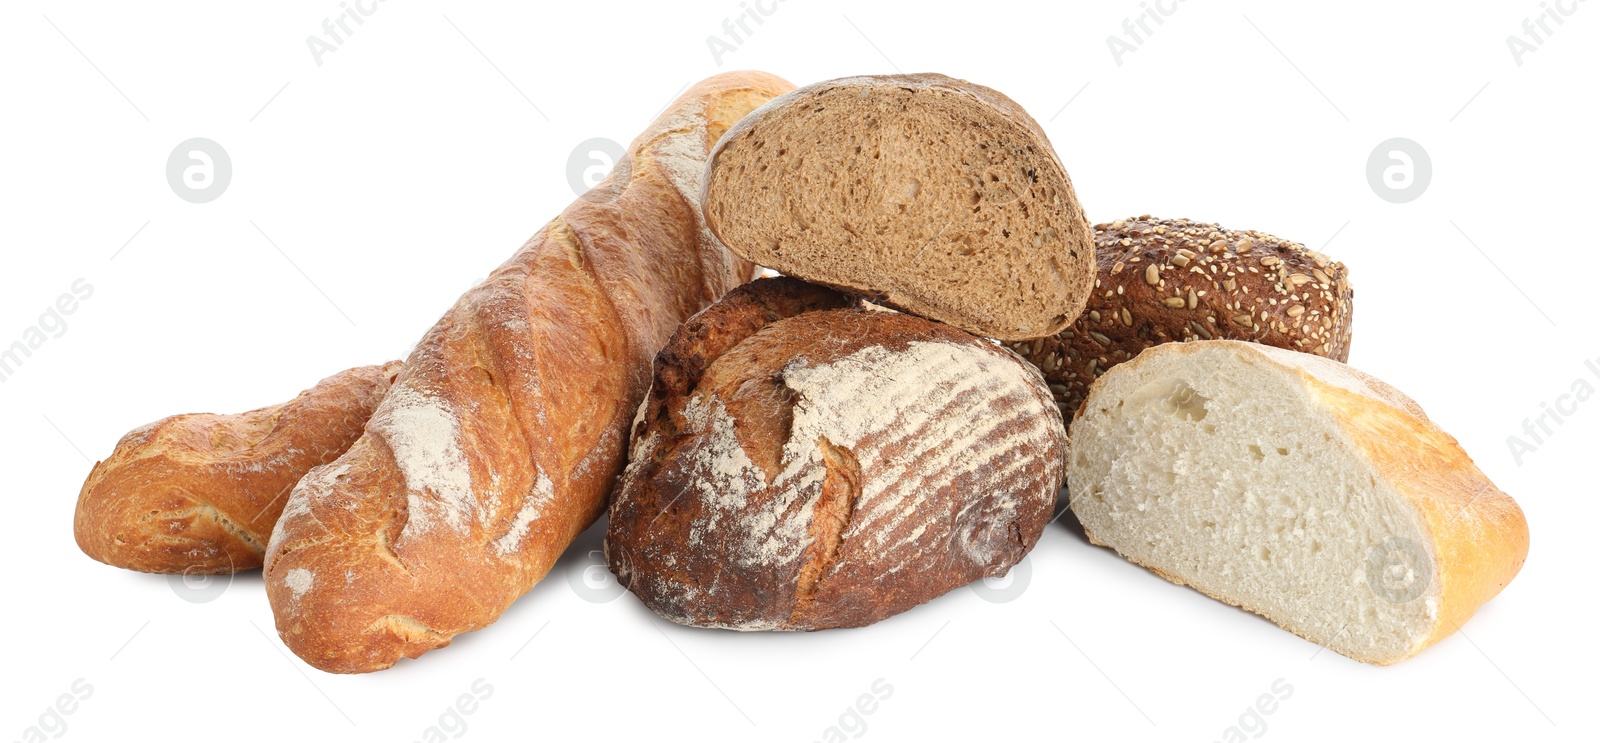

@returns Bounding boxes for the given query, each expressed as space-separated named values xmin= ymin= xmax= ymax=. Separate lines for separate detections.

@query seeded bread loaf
xmin=1015 ymin=217 xmax=1353 ymax=418
xmin=74 ymin=362 xmax=401 ymax=574
xmin=607 ymin=277 xmax=1065 ymax=630
xmin=263 ymin=71 xmax=794 ymax=673
xmin=1068 ymin=340 xmax=1528 ymax=664
xmin=701 ymin=73 xmax=1095 ymax=341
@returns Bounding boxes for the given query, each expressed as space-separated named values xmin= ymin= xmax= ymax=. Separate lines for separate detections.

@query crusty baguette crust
xmin=701 ymin=73 xmax=1096 ymax=341
xmin=1019 ymin=217 xmax=1353 ymax=418
xmin=1247 ymin=344 xmax=1529 ymax=662
xmin=608 ymin=278 xmax=1065 ymax=630
xmin=1072 ymin=341 xmax=1527 ymax=664
xmin=262 ymin=71 xmax=794 ymax=673
xmin=74 ymin=362 xmax=402 ymax=574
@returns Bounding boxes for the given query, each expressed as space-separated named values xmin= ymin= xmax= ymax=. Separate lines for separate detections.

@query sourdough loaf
xmin=263 ymin=71 xmax=794 ymax=673
xmin=1067 ymin=340 xmax=1528 ymax=664
xmin=701 ymin=73 xmax=1095 ymax=341
xmin=607 ymin=277 xmax=1065 ymax=630
xmin=1015 ymin=217 xmax=1353 ymax=418
xmin=74 ymin=362 xmax=401 ymax=574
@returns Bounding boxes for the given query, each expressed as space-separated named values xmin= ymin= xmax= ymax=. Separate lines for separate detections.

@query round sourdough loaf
xmin=1014 ymin=216 xmax=1354 ymax=419
xmin=606 ymin=277 xmax=1065 ymax=630
xmin=700 ymin=74 xmax=1096 ymax=341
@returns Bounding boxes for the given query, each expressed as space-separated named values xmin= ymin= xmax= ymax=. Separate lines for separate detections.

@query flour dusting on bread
xmin=680 ymin=394 xmax=769 ymax=549
xmin=780 ymin=340 xmax=1058 ymax=566
xmin=493 ymin=466 xmax=554 ymax=556
xmin=376 ymin=385 xmax=476 ymax=541
xmin=285 ymin=567 xmax=314 ymax=601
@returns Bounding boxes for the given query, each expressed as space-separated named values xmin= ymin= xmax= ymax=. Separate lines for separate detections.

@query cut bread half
xmin=1067 ymin=340 xmax=1528 ymax=664
xmin=701 ymin=73 xmax=1095 ymax=341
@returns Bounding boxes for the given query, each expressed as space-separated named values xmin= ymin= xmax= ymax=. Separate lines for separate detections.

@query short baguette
xmin=74 ymin=362 xmax=401 ymax=574
xmin=701 ymin=73 xmax=1095 ymax=341
xmin=1067 ymin=340 xmax=1527 ymax=664
xmin=608 ymin=277 xmax=1064 ymax=630
xmin=1015 ymin=217 xmax=1353 ymax=418
xmin=263 ymin=71 xmax=794 ymax=673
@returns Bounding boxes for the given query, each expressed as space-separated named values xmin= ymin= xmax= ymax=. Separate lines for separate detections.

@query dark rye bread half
xmin=606 ymin=277 xmax=1064 ymax=630
xmin=701 ymin=74 xmax=1095 ymax=341
xmin=1014 ymin=217 xmax=1354 ymax=418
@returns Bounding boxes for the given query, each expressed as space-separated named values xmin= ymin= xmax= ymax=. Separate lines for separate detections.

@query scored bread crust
xmin=701 ymin=73 xmax=1096 ymax=341
xmin=1018 ymin=217 xmax=1354 ymax=419
xmin=608 ymin=277 xmax=1065 ymax=630
xmin=1070 ymin=340 xmax=1528 ymax=665
xmin=73 ymin=362 xmax=402 ymax=574
xmin=262 ymin=71 xmax=794 ymax=673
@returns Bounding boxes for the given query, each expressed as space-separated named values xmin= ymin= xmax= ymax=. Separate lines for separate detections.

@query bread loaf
xmin=1067 ymin=340 xmax=1528 ymax=664
xmin=701 ymin=73 xmax=1095 ymax=341
xmin=607 ymin=277 xmax=1065 ymax=630
xmin=263 ymin=71 xmax=793 ymax=673
xmin=1015 ymin=217 xmax=1353 ymax=418
xmin=74 ymin=362 xmax=401 ymax=574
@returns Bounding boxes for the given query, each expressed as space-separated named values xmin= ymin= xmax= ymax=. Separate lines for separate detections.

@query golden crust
xmin=1075 ymin=341 xmax=1527 ymax=664
xmin=73 ymin=362 xmax=401 ymax=574
xmin=1248 ymin=344 xmax=1529 ymax=661
xmin=262 ymin=71 xmax=795 ymax=674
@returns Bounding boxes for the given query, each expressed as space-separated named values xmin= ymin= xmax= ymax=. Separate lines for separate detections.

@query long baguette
xmin=74 ymin=362 xmax=401 ymax=574
xmin=263 ymin=71 xmax=794 ymax=673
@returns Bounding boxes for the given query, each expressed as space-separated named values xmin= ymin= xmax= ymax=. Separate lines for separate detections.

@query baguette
xmin=1014 ymin=217 xmax=1353 ymax=418
xmin=701 ymin=73 xmax=1095 ymax=341
xmin=74 ymin=362 xmax=401 ymax=574
xmin=608 ymin=277 xmax=1064 ymax=630
xmin=263 ymin=71 xmax=794 ymax=673
xmin=1067 ymin=340 xmax=1528 ymax=664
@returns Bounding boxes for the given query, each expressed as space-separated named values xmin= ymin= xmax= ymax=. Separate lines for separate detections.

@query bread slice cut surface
xmin=1067 ymin=340 xmax=1527 ymax=664
xmin=702 ymin=73 xmax=1095 ymax=340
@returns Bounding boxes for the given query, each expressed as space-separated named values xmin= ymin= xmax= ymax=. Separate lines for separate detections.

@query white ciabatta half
xmin=1067 ymin=340 xmax=1529 ymax=665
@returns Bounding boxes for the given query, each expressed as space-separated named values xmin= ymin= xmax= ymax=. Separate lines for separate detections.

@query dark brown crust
xmin=629 ymin=276 xmax=857 ymax=456
xmin=607 ymin=278 xmax=1064 ymax=630
xmin=1016 ymin=216 xmax=1354 ymax=418
xmin=73 ymin=362 xmax=402 ymax=574
xmin=262 ymin=72 xmax=794 ymax=674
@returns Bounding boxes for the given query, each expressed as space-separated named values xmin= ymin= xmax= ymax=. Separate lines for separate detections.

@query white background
xmin=1 ymin=1 xmax=1593 ymax=741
